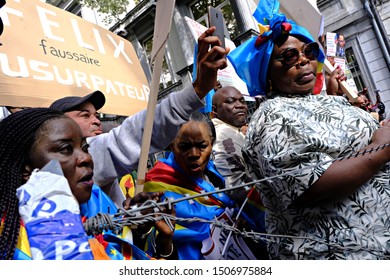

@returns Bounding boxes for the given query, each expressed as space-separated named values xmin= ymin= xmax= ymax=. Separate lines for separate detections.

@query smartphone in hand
xmin=208 ymin=6 xmax=226 ymax=49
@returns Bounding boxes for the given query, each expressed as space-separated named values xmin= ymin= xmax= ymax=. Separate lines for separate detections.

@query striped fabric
xmin=144 ymin=152 xmax=265 ymax=259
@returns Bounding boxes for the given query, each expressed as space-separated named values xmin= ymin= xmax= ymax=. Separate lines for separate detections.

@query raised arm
xmin=89 ymin=27 xmax=229 ymax=192
xmin=193 ymin=26 xmax=229 ymax=99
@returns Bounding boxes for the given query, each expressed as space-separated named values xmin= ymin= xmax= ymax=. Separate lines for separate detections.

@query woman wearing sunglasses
xmin=228 ymin=0 xmax=390 ymax=260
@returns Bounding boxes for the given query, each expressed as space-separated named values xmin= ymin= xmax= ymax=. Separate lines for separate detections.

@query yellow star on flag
xmin=110 ymin=249 xmax=117 ymax=256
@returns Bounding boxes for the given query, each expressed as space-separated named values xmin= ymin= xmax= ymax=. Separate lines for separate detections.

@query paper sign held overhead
xmin=251 ymin=0 xmax=323 ymax=41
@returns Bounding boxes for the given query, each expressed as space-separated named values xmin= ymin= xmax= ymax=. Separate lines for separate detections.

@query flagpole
xmin=135 ymin=0 xmax=176 ymax=195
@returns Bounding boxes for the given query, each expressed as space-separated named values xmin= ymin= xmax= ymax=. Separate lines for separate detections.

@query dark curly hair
xmin=0 ymin=108 xmax=65 ymax=259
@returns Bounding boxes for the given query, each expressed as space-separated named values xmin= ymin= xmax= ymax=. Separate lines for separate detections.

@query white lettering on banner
xmin=30 ymin=247 xmax=45 ymax=260
xmin=90 ymin=74 xmax=105 ymax=89
xmin=0 ymin=5 xmax=23 ymax=26
xmin=55 ymin=240 xmax=76 ymax=260
xmin=54 ymin=67 xmax=73 ymax=85
xmin=0 ymin=55 xmax=29 ymax=77
xmin=0 ymin=53 xmax=149 ymax=101
xmin=1 ymin=0 xmax=149 ymax=116
xmin=2 ymin=3 xmax=132 ymax=63
xmin=30 ymin=60 xmax=54 ymax=80
xmin=107 ymin=34 xmax=133 ymax=64
xmin=79 ymin=241 xmax=92 ymax=254
xmin=71 ymin=18 xmax=95 ymax=50
xmin=36 ymin=5 xmax=132 ymax=63
xmin=93 ymin=28 xmax=106 ymax=55
xmin=73 ymin=70 xmax=90 ymax=88
xmin=55 ymin=240 xmax=91 ymax=260
xmin=36 ymin=6 xmax=65 ymax=42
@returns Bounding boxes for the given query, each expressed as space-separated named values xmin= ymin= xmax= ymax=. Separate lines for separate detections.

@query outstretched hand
xmin=123 ymin=191 xmax=163 ymax=210
xmin=123 ymin=191 xmax=176 ymax=258
xmin=193 ymin=26 xmax=230 ymax=99
xmin=123 ymin=191 xmax=163 ymax=236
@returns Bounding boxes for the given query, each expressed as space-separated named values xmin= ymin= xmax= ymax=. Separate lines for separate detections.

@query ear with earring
xmin=210 ymin=151 xmax=215 ymax=161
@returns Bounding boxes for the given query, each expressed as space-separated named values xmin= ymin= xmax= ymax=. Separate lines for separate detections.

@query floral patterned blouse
xmin=212 ymin=118 xmax=252 ymax=203
xmin=244 ymin=93 xmax=390 ymax=259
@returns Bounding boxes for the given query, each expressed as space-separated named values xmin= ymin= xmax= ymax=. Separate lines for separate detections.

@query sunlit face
xmin=212 ymin=86 xmax=248 ymax=128
xmin=171 ymin=122 xmax=213 ymax=178
xmin=26 ymin=117 xmax=94 ymax=204
xmin=65 ymin=102 xmax=102 ymax=137
xmin=269 ymin=36 xmax=318 ymax=95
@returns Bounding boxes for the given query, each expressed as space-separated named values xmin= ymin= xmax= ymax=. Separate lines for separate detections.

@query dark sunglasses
xmin=274 ymin=42 xmax=320 ymax=67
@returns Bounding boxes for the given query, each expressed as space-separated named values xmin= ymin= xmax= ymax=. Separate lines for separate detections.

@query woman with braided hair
xmin=0 ymin=108 xmax=67 ymax=259
xmin=228 ymin=0 xmax=390 ymax=259
xmin=0 ymin=108 xmax=174 ymax=260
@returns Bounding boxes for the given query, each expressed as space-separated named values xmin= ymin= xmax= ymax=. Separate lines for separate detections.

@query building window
xmin=317 ymin=0 xmax=335 ymax=9
xmin=190 ymin=0 xmax=238 ymax=40
xmin=345 ymin=47 xmax=366 ymax=92
xmin=47 ymin=0 xmax=82 ymax=17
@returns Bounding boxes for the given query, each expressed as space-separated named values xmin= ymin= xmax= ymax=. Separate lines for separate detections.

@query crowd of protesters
xmin=1 ymin=1 xmax=389 ymax=261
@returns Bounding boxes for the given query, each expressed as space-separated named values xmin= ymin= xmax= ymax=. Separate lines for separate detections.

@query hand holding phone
xmin=208 ymin=6 xmax=226 ymax=49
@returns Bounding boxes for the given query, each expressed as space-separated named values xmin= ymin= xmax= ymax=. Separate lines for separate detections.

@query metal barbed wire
xmin=83 ymin=143 xmax=390 ymax=257
xmin=84 ymin=211 xmax=390 ymax=259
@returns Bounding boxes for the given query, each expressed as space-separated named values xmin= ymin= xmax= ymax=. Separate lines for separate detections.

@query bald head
xmin=212 ymin=86 xmax=248 ymax=128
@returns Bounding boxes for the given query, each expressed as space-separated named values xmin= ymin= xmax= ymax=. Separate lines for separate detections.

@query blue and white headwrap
xmin=228 ymin=0 xmax=325 ymax=96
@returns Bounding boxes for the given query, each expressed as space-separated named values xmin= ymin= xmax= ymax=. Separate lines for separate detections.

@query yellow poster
xmin=0 ymin=0 xmax=149 ymax=116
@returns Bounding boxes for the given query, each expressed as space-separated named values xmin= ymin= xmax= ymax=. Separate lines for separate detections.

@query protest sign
xmin=0 ymin=0 xmax=149 ymax=116
xmin=326 ymin=32 xmax=338 ymax=57
xmin=279 ymin=0 xmax=323 ymax=42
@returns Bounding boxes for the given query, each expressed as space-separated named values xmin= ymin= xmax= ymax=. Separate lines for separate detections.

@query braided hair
xmin=0 ymin=108 xmax=66 ymax=259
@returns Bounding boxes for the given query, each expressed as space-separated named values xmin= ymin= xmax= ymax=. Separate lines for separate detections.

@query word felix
xmin=2 ymin=3 xmax=133 ymax=64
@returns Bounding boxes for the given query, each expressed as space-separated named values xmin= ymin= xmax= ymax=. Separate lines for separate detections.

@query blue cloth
xmin=14 ymin=184 xmax=151 ymax=260
xmin=80 ymin=185 xmax=118 ymax=217
xmin=227 ymin=0 xmax=324 ymax=96
xmin=145 ymin=153 xmax=266 ymax=259
xmin=80 ymin=185 xmax=152 ymax=260
xmin=25 ymin=211 xmax=94 ymax=260
xmin=13 ymin=248 xmax=32 ymax=260
xmin=146 ymin=153 xmax=234 ymax=259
